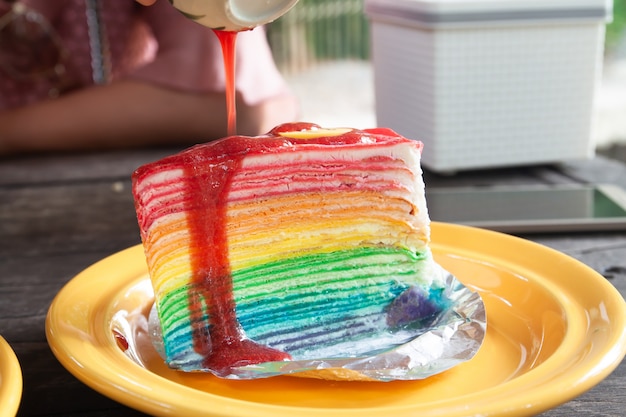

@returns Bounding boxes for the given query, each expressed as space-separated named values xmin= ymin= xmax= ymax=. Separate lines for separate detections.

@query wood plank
xmin=0 ymin=181 xmax=141 ymax=258
xmin=0 ymin=147 xmax=180 ymax=186
xmin=11 ymin=342 xmax=148 ymax=416
xmin=560 ymin=155 xmax=626 ymax=189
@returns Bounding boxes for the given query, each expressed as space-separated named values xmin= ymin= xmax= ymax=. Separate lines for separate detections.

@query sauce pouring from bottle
xmin=169 ymin=0 xmax=299 ymax=135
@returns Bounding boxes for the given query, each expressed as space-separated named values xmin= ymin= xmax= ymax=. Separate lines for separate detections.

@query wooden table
xmin=1 ymin=148 xmax=625 ymax=417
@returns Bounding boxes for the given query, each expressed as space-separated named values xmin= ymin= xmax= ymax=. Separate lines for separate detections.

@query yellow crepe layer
xmin=143 ymin=189 xmax=427 ymax=298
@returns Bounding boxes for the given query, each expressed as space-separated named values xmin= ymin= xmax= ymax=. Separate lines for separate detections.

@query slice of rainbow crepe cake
xmin=132 ymin=122 xmax=483 ymax=380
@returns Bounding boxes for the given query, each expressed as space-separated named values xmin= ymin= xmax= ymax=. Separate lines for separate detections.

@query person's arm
xmin=0 ymin=80 xmax=226 ymax=155
xmin=0 ymin=77 xmax=298 ymax=155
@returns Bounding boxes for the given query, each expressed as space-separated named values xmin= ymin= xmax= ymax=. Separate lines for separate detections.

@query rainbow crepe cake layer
xmin=132 ymin=123 xmax=462 ymax=380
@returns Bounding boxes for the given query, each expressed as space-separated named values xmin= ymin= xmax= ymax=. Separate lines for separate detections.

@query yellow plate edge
xmin=0 ymin=335 xmax=23 ymax=417
xmin=45 ymin=223 xmax=626 ymax=417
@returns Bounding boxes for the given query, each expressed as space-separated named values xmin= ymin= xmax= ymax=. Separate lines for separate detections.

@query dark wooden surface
xmin=1 ymin=148 xmax=625 ymax=417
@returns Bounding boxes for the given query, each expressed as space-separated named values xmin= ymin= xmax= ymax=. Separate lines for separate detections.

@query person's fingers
xmin=136 ymin=0 xmax=157 ymax=5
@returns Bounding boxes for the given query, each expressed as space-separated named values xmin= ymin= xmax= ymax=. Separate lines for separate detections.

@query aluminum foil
xmin=147 ymin=264 xmax=486 ymax=381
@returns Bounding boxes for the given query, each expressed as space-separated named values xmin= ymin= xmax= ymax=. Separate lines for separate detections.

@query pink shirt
xmin=0 ymin=0 xmax=289 ymax=111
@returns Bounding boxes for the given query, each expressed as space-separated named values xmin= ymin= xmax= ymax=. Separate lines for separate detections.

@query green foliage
xmin=267 ymin=0 xmax=369 ymax=70
xmin=606 ymin=0 xmax=626 ymax=53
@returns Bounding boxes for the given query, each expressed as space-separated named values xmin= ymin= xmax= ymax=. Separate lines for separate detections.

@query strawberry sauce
xmin=182 ymin=31 xmax=297 ymax=376
xmin=183 ymin=140 xmax=292 ymax=376
xmin=213 ymin=30 xmax=238 ymax=136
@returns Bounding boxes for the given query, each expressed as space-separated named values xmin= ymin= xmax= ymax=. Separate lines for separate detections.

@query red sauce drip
xmin=183 ymin=132 xmax=291 ymax=377
xmin=112 ymin=329 xmax=129 ymax=351
xmin=213 ymin=30 xmax=238 ymax=136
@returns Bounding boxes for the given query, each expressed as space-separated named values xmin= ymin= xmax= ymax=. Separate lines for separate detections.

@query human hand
xmin=136 ymin=0 xmax=157 ymax=5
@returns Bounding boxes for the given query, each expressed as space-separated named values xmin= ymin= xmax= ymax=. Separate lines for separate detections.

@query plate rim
xmin=45 ymin=222 xmax=626 ymax=417
xmin=0 ymin=335 xmax=23 ymax=417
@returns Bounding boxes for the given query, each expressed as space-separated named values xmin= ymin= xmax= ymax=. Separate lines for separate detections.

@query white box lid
xmin=365 ymin=0 xmax=612 ymax=28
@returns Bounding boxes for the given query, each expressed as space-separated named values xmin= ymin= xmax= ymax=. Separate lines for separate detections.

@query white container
xmin=365 ymin=0 xmax=613 ymax=172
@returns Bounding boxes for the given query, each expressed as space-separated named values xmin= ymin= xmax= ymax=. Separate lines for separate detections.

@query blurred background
xmin=266 ymin=0 xmax=626 ymax=165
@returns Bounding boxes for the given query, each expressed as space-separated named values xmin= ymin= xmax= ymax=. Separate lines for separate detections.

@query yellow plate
xmin=0 ymin=336 xmax=22 ymax=417
xmin=46 ymin=223 xmax=626 ymax=417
